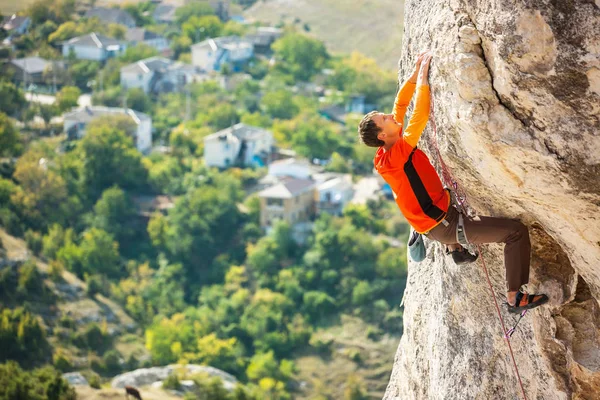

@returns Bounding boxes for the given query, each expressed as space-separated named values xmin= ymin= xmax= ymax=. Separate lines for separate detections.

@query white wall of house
xmin=204 ymin=135 xmax=241 ymax=168
xmin=243 ymin=134 xmax=273 ymax=165
xmin=142 ymin=38 xmax=169 ymax=52
xmin=136 ymin=118 xmax=152 ymax=154
xmin=227 ymin=46 xmax=253 ymax=62
xmin=63 ymin=45 xmax=106 ymax=61
xmin=268 ymin=161 xmax=314 ymax=179
xmin=120 ymin=70 xmax=154 ymax=93
xmin=192 ymin=46 xmax=220 ymax=72
xmin=64 ymin=114 xmax=152 ymax=154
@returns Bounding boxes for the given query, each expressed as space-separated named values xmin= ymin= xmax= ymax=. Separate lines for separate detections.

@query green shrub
xmin=102 ymin=350 xmax=122 ymax=374
xmin=163 ymin=373 xmax=181 ymax=390
xmin=366 ymin=326 xmax=383 ymax=341
xmin=309 ymin=336 xmax=333 ymax=357
xmin=25 ymin=230 xmax=43 ymax=255
xmin=53 ymin=352 xmax=73 ymax=372
xmin=0 ymin=361 xmax=76 ymax=400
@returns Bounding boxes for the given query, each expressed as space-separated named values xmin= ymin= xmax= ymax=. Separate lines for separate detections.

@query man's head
xmin=358 ymin=111 xmax=402 ymax=148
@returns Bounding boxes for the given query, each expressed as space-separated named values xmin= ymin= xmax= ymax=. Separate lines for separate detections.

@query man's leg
xmin=460 ymin=214 xmax=531 ymax=293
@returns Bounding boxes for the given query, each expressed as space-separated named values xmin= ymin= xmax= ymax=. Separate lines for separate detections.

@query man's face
xmin=372 ymin=113 xmax=401 ymax=142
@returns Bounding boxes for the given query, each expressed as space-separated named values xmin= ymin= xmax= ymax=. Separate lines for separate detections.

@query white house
xmin=120 ymin=56 xmax=210 ymax=93
xmin=63 ymin=106 xmax=152 ymax=153
xmin=62 ymin=33 xmax=127 ymax=61
xmin=204 ymin=123 xmax=273 ymax=168
xmin=126 ymin=28 xmax=170 ymax=53
xmin=191 ymin=36 xmax=253 ymax=73
xmin=268 ymin=158 xmax=320 ymax=180
xmin=314 ymin=173 xmax=355 ymax=216
xmin=85 ymin=7 xmax=136 ymax=28
xmin=1 ymin=14 xmax=31 ymax=45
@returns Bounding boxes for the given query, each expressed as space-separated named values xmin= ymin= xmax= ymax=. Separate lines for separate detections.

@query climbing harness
xmin=428 ymin=95 xmax=529 ymax=400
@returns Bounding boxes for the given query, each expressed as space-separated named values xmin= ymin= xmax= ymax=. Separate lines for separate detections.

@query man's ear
xmin=377 ymin=132 xmax=385 ymax=141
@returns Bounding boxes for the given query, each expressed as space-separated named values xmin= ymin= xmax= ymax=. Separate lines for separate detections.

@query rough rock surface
xmin=62 ymin=372 xmax=89 ymax=386
xmin=385 ymin=1 xmax=600 ymax=399
xmin=111 ymin=364 xmax=237 ymax=391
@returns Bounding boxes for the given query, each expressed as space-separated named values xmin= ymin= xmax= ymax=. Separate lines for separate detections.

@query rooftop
xmin=63 ymin=106 xmax=150 ymax=125
xmin=205 ymin=123 xmax=272 ymax=142
xmin=126 ymin=28 xmax=165 ymax=42
xmin=121 ymin=56 xmax=173 ymax=74
xmin=259 ymin=177 xmax=316 ymax=199
xmin=10 ymin=56 xmax=50 ymax=74
xmin=152 ymin=3 xmax=177 ymax=22
xmin=84 ymin=7 xmax=134 ymax=25
xmin=1 ymin=14 xmax=29 ymax=31
xmin=62 ymin=32 xmax=124 ymax=49
xmin=191 ymin=36 xmax=253 ymax=52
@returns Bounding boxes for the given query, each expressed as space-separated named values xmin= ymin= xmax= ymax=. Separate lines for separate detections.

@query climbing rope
xmin=428 ymin=95 xmax=528 ymax=400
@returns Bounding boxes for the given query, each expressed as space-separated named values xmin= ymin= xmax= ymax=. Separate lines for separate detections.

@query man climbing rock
xmin=357 ymin=51 xmax=548 ymax=313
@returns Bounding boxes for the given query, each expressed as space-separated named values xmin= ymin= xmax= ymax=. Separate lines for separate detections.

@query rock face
xmin=62 ymin=372 xmax=89 ymax=386
xmin=385 ymin=1 xmax=600 ymax=399
xmin=111 ymin=364 xmax=238 ymax=391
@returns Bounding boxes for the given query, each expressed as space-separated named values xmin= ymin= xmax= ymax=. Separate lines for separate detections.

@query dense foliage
xmin=0 ymin=1 xmax=406 ymax=398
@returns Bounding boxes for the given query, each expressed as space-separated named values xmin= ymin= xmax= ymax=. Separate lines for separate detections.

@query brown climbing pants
xmin=425 ymin=205 xmax=531 ymax=292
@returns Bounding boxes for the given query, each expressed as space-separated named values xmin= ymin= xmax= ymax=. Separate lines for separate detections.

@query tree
xmin=0 ymin=308 xmax=50 ymax=365
xmin=37 ymin=103 xmax=59 ymax=128
xmin=47 ymin=21 xmax=78 ymax=43
xmin=11 ymin=155 xmax=71 ymax=230
xmin=0 ymin=361 xmax=76 ymax=400
xmin=272 ymin=33 xmax=329 ymax=81
xmin=0 ymin=81 xmax=26 ymax=117
xmin=206 ymin=104 xmax=239 ymax=130
xmin=162 ymin=183 xmax=244 ymax=295
xmin=175 ymin=1 xmax=215 ymax=25
xmin=126 ymin=88 xmax=152 ymax=113
xmin=78 ymin=117 xmax=148 ymax=201
xmin=119 ymin=43 xmax=159 ymax=63
xmin=89 ymin=186 xmax=136 ymax=245
xmin=182 ymin=15 xmax=223 ymax=43
xmin=261 ymin=90 xmax=299 ymax=120
xmin=273 ymin=114 xmax=347 ymax=160
xmin=78 ymin=228 xmax=121 ymax=279
xmin=108 ymin=23 xmax=126 ymax=39
xmin=68 ymin=60 xmax=100 ymax=90
xmin=194 ymin=334 xmax=244 ymax=374
xmin=326 ymin=152 xmax=351 ymax=173
xmin=0 ymin=112 xmax=22 ymax=157
xmin=55 ymin=86 xmax=80 ymax=112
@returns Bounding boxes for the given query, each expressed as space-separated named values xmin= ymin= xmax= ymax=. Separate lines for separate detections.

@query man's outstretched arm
xmin=403 ymin=53 xmax=432 ymax=148
xmin=393 ymin=52 xmax=427 ymax=124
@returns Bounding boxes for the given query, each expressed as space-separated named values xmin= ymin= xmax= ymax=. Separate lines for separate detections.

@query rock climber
xmin=357 ymin=51 xmax=548 ymax=313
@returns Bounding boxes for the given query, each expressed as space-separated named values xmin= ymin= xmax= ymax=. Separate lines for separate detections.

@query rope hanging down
xmin=428 ymin=95 xmax=528 ymax=400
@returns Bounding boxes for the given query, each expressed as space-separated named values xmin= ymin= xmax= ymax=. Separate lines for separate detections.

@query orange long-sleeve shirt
xmin=374 ymin=81 xmax=451 ymax=233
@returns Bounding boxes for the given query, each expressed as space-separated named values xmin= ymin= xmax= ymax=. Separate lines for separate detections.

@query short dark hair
xmin=358 ymin=110 xmax=384 ymax=147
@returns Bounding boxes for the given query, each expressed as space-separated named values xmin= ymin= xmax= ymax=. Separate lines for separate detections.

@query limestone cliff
xmin=385 ymin=1 xmax=600 ymax=399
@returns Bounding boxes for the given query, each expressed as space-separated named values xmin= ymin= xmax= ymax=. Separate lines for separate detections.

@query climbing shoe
xmin=450 ymin=247 xmax=479 ymax=265
xmin=507 ymin=291 xmax=549 ymax=314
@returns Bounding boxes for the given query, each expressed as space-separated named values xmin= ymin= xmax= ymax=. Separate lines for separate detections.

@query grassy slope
xmin=0 ymin=228 xmax=148 ymax=373
xmin=244 ymin=0 xmax=405 ymax=70
xmin=294 ymin=315 xmax=399 ymax=399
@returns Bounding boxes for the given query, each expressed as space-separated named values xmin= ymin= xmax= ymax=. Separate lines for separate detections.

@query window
xmin=267 ymin=198 xmax=283 ymax=207
xmin=138 ymin=74 xmax=143 ymax=81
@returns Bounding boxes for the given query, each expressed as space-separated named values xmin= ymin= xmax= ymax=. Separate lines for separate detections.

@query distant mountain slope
xmin=243 ymin=0 xmax=405 ymax=70
xmin=0 ymin=228 xmax=149 ymax=374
